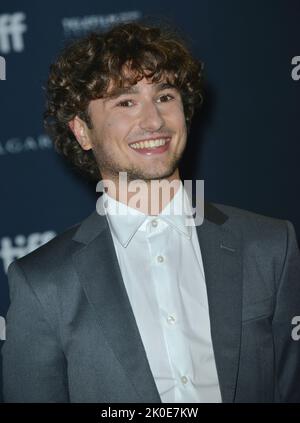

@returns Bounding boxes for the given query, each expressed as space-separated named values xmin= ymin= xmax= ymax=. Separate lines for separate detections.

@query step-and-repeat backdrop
xmin=0 ymin=0 xmax=299 ymax=401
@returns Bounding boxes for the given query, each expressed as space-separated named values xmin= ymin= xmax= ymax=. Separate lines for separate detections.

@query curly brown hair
xmin=44 ymin=21 xmax=204 ymax=180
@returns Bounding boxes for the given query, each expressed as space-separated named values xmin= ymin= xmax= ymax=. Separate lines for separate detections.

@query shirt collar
xmin=102 ymin=181 xmax=193 ymax=247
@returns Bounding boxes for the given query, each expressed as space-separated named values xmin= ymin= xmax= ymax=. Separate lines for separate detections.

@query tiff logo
xmin=0 ymin=12 xmax=27 ymax=54
xmin=0 ymin=231 xmax=56 ymax=273
xmin=0 ymin=55 xmax=5 ymax=79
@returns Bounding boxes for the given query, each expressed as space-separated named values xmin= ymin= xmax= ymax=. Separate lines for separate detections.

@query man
xmin=2 ymin=22 xmax=300 ymax=403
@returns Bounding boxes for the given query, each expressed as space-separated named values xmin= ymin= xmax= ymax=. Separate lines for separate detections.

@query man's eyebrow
xmin=155 ymin=81 xmax=177 ymax=91
xmin=103 ymin=86 xmax=139 ymax=102
xmin=103 ymin=81 xmax=177 ymax=103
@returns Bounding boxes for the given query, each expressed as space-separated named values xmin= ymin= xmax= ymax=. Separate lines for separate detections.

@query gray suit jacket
xmin=2 ymin=202 xmax=300 ymax=402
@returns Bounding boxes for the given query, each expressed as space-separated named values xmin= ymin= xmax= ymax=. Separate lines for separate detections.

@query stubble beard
xmin=92 ymin=142 xmax=185 ymax=183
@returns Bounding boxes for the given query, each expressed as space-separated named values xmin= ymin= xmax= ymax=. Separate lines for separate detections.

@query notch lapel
xmin=71 ymin=199 xmax=243 ymax=403
xmin=72 ymin=212 xmax=161 ymax=403
xmin=196 ymin=204 xmax=243 ymax=403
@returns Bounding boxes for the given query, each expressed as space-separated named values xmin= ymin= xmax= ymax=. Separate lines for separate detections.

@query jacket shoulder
xmin=208 ymin=201 xmax=296 ymax=261
xmin=9 ymin=220 xmax=83 ymax=279
xmin=211 ymin=202 xmax=290 ymax=234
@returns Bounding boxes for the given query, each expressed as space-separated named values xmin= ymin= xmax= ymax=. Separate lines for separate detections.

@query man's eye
xmin=157 ymin=94 xmax=174 ymax=103
xmin=116 ymin=99 xmax=134 ymax=107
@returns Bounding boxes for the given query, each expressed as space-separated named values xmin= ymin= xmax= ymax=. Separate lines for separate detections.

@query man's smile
xmin=128 ymin=137 xmax=171 ymax=155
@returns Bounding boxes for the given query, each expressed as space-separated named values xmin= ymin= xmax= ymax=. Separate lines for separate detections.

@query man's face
xmin=76 ymin=75 xmax=187 ymax=182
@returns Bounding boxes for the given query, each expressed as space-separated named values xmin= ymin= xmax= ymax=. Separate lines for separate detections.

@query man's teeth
xmin=130 ymin=139 xmax=168 ymax=149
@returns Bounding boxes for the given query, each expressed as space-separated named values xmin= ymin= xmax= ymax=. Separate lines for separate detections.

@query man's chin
xmin=124 ymin=160 xmax=180 ymax=181
xmin=126 ymin=168 xmax=177 ymax=182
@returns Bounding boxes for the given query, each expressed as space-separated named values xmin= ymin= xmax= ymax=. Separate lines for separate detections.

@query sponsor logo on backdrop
xmin=291 ymin=56 xmax=300 ymax=81
xmin=0 ymin=134 xmax=52 ymax=155
xmin=62 ymin=10 xmax=141 ymax=36
xmin=0 ymin=231 xmax=56 ymax=274
xmin=0 ymin=12 xmax=27 ymax=54
xmin=0 ymin=55 xmax=5 ymax=80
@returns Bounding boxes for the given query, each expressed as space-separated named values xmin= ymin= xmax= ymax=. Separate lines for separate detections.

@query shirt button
xmin=157 ymin=255 xmax=164 ymax=263
xmin=181 ymin=376 xmax=188 ymax=385
xmin=151 ymin=219 xmax=158 ymax=227
xmin=167 ymin=315 xmax=176 ymax=324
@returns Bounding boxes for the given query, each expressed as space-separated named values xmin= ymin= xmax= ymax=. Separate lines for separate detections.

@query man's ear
xmin=68 ymin=116 xmax=92 ymax=151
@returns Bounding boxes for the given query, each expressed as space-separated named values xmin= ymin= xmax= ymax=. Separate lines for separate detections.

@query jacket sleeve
xmin=272 ymin=220 xmax=300 ymax=403
xmin=2 ymin=261 xmax=69 ymax=402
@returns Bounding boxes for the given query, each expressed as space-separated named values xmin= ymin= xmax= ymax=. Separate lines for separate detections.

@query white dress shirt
xmin=101 ymin=182 xmax=222 ymax=403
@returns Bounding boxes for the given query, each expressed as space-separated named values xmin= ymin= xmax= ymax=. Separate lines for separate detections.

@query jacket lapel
xmin=196 ymin=203 xmax=243 ymax=403
xmin=72 ymin=200 xmax=243 ymax=403
xmin=72 ymin=211 xmax=161 ymax=403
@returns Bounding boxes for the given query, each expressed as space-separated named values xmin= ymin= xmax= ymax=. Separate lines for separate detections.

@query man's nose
xmin=139 ymin=101 xmax=165 ymax=132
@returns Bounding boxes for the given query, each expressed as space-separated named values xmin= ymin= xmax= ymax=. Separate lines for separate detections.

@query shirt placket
xmin=146 ymin=217 xmax=201 ymax=403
